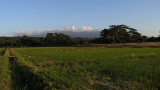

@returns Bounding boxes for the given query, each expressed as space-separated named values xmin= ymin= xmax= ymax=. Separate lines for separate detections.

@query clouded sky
xmin=0 ymin=0 xmax=160 ymax=38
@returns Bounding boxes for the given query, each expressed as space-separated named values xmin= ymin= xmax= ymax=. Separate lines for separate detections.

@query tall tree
xmin=55 ymin=33 xmax=75 ymax=45
xmin=20 ymin=35 xmax=34 ymax=46
xmin=100 ymin=25 xmax=142 ymax=43
xmin=45 ymin=33 xmax=56 ymax=45
xmin=128 ymin=28 xmax=141 ymax=42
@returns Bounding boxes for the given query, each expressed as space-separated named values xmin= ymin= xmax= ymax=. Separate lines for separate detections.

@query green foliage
xmin=45 ymin=33 xmax=56 ymax=45
xmin=20 ymin=35 xmax=36 ymax=46
xmin=100 ymin=25 xmax=142 ymax=43
xmin=45 ymin=33 xmax=78 ymax=46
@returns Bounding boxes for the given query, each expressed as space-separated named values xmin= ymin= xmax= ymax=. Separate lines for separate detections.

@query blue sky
xmin=0 ymin=0 xmax=160 ymax=37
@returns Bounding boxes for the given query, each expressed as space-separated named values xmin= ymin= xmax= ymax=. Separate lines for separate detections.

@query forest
xmin=0 ymin=25 xmax=160 ymax=47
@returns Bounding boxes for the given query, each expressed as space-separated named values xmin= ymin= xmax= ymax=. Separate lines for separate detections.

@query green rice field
xmin=0 ymin=47 xmax=160 ymax=90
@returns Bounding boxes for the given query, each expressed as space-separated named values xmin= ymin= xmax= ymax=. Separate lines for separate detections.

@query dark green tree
xmin=45 ymin=33 xmax=56 ymax=46
xmin=141 ymin=35 xmax=148 ymax=42
xmin=100 ymin=25 xmax=142 ymax=43
xmin=20 ymin=35 xmax=34 ymax=46
xmin=147 ymin=36 xmax=156 ymax=42
xmin=55 ymin=33 xmax=76 ymax=46
xmin=128 ymin=28 xmax=141 ymax=42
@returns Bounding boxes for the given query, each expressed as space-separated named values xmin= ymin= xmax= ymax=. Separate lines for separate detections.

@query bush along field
xmin=0 ymin=47 xmax=160 ymax=89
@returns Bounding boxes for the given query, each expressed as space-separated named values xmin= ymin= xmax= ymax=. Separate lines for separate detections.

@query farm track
xmin=9 ymin=58 xmax=27 ymax=89
xmin=8 ymin=49 xmax=27 ymax=89
xmin=7 ymin=48 xmax=44 ymax=90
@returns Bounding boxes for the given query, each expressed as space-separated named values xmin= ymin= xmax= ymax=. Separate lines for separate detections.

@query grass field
xmin=9 ymin=47 xmax=160 ymax=90
xmin=0 ymin=46 xmax=160 ymax=89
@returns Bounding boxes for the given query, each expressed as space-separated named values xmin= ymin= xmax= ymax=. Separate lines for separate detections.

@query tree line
xmin=97 ymin=25 xmax=160 ymax=43
xmin=0 ymin=33 xmax=90 ymax=47
xmin=0 ymin=24 xmax=160 ymax=47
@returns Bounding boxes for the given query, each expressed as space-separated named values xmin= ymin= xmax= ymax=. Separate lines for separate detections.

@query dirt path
xmin=8 ymin=48 xmax=44 ymax=90
xmin=8 ymin=49 xmax=28 ymax=90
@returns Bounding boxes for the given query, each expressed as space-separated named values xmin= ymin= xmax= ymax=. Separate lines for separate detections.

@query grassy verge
xmin=0 ymin=48 xmax=11 ymax=90
xmin=10 ymin=49 xmax=46 ymax=90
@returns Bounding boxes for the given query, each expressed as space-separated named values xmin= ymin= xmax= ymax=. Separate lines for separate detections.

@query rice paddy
xmin=0 ymin=46 xmax=160 ymax=89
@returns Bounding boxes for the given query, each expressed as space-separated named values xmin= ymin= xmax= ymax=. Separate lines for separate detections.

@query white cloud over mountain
xmin=14 ymin=26 xmax=100 ymax=38
xmin=56 ymin=26 xmax=93 ymax=32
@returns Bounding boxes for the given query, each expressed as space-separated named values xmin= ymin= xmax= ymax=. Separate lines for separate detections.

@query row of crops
xmin=0 ymin=47 xmax=160 ymax=89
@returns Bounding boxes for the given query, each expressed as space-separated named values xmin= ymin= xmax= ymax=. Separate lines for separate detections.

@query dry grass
xmin=121 ymin=52 xmax=157 ymax=58
xmin=90 ymin=42 xmax=160 ymax=47
xmin=89 ymin=80 xmax=119 ymax=90
xmin=80 ymin=85 xmax=91 ymax=90
xmin=38 ymin=62 xmax=54 ymax=67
